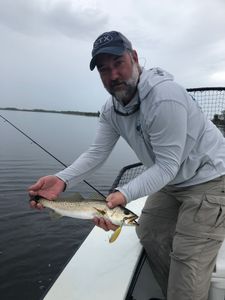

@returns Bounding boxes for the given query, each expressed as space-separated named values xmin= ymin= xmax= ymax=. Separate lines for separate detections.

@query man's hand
xmin=93 ymin=191 xmax=127 ymax=231
xmin=28 ymin=175 xmax=66 ymax=209
xmin=106 ymin=191 xmax=127 ymax=208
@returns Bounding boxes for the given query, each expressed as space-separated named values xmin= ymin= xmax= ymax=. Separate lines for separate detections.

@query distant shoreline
xmin=0 ymin=107 xmax=100 ymax=117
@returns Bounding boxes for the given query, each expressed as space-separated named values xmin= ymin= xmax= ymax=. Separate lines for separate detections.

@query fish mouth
xmin=124 ymin=216 xmax=139 ymax=226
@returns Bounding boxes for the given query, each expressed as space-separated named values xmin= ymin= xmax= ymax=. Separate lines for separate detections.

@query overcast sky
xmin=0 ymin=0 xmax=224 ymax=112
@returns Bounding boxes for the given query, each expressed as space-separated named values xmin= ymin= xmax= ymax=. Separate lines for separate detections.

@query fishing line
xmin=0 ymin=113 xmax=106 ymax=198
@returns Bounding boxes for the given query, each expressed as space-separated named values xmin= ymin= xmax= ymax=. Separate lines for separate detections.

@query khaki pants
xmin=136 ymin=176 xmax=225 ymax=300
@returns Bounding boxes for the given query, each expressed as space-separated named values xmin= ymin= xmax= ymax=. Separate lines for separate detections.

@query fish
xmin=32 ymin=193 xmax=138 ymax=242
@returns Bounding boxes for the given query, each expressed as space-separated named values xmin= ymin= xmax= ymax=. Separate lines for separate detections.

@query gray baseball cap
xmin=90 ymin=31 xmax=132 ymax=71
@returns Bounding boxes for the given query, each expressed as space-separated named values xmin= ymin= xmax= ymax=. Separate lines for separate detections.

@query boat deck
xmin=43 ymin=197 xmax=164 ymax=300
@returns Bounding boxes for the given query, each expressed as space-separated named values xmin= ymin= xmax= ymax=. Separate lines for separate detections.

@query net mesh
xmin=109 ymin=163 xmax=147 ymax=192
xmin=110 ymin=87 xmax=225 ymax=191
xmin=187 ymin=87 xmax=225 ymax=120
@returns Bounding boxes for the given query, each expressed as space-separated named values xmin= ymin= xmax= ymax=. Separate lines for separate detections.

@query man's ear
xmin=131 ymin=50 xmax=139 ymax=64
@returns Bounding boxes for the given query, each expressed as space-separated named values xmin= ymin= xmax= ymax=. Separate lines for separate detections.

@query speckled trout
xmin=33 ymin=193 xmax=138 ymax=242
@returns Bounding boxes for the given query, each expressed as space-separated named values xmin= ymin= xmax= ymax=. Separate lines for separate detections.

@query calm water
xmin=0 ymin=111 xmax=137 ymax=300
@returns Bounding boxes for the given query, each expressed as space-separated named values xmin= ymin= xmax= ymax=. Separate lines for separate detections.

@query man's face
xmin=96 ymin=51 xmax=140 ymax=105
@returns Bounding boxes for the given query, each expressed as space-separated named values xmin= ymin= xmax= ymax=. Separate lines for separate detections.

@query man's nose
xmin=109 ymin=67 xmax=120 ymax=81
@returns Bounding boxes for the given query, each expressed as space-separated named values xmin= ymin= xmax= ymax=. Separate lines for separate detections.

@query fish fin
xmin=49 ymin=211 xmax=63 ymax=220
xmin=93 ymin=207 xmax=106 ymax=216
xmin=56 ymin=192 xmax=85 ymax=203
xmin=71 ymin=192 xmax=85 ymax=201
xmin=109 ymin=226 xmax=122 ymax=243
xmin=90 ymin=193 xmax=105 ymax=201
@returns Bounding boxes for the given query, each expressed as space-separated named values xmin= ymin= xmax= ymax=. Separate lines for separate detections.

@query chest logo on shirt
xmin=136 ymin=120 xmax=144 ymax=138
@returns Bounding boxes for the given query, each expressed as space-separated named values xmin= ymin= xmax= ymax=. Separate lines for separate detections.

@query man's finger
xmin=29 ymin=200 xmax=44 ymax=209
xmin=28 ymin=178 xmax=44 ymax=191
xmin=93 ymin=217 xmax=109 ymax=231
xmin=106 ymin=192 xmax=127 ymax=208
xmin=104 ymin=219 xmax=119 ymax=231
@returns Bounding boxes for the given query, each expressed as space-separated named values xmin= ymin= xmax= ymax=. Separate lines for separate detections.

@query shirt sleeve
xmin=55 ymin=111 xmax=120 ymax=187
xmin=117 ymin=100 xmax=188 ymax=202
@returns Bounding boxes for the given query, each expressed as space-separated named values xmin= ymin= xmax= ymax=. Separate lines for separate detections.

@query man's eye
xmin=115 ymin=60 xmax=124 ymax=67
xmin=98 ymin=67 xmax=108 ymax=74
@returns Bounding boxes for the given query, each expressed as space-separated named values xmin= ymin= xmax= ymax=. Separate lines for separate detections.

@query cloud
xmin=0 ymin=0 xmax=224 ymax=111
xmin=46 ymin=0 xmax=109 ymax=38
xmin=210 ymin=71 xmax=225 ymax=83
xmin=118 ymin=0 xmax=225 ymax=87
xmin=0 ymin=0 xmax=108 ymax=38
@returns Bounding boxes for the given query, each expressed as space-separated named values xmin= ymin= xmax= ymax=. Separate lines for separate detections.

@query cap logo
xmin=94 ymin=33 xmax=113 ymax=49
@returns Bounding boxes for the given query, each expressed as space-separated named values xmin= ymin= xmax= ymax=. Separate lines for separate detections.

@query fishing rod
xmin=0 ymin=113 xmax=106 ymax=198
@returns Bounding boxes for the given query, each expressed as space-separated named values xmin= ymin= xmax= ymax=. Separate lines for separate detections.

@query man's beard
xmin=106 ymin=63 xmax=140 ymax=105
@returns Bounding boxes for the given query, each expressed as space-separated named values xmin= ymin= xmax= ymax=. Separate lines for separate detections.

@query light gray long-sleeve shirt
xmin=56 ymin=68 xmax=225 ymax=202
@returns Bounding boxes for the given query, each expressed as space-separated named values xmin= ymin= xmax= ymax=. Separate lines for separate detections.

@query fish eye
xmin=123 ymin=208 xmax=130 ymax=215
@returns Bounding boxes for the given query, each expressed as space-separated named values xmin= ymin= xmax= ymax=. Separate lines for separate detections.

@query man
xmin=29 ymin=31 xmax=225 ymax=300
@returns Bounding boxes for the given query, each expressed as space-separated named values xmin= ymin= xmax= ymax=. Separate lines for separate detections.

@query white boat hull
xmin=43 ymin=196 xmax=225 ymax=300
